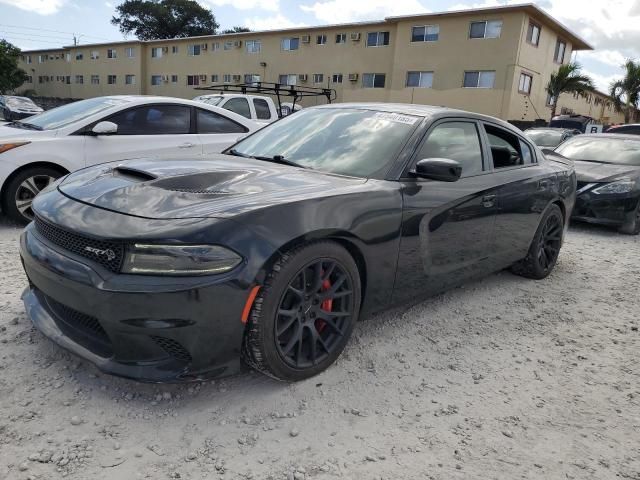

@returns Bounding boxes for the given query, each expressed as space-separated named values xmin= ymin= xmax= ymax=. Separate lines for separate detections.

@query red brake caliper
xmin=316 ymin=274 xmax=332 ymax=333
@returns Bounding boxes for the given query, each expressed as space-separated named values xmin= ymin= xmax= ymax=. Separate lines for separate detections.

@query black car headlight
xmin=592 ymin=180 xmax=634 ymax=195
xmin=122 ymin=244 xmax=242 ymax=276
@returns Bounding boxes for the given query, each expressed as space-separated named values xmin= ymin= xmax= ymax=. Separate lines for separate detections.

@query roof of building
xmin=20 ymin=2 xmax=592 ymax=53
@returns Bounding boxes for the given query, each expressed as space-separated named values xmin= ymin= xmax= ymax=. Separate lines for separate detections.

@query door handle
xmin=179 ymin=142 xmax=195 ymax=149
xmin=482 ymin=194 xmax=496 ymax=208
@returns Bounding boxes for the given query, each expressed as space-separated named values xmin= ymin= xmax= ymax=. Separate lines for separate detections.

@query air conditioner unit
xmin=299 ymin=74 xmax=308 ymax=82
xmin=201 ymin=43 xmax=208 ymax=50
xmin=233 ymin=40 xmax=242 ymax=48
xmin=350 ymin=33 xmax=361 ymax=41
xmin=161 ymin=75 xmax=169 ymax=82
xmin=301 ymin=35 xmax=311 ymax=43
xmin=162 ymin=47 xmax=169 ymax=53
xmin=348 ymin=73 xmax=358 ymax=81
xmin=199 ymin=74 xmax=207 ymax=81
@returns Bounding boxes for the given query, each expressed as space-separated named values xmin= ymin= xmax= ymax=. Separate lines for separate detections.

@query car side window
xmin=196 ymin=108 xmax=248 ymax=134
xmin=106 ymin=105 xmax=191 ymax=135
xmin=519 ymin=139 xmax=534 ymax=164
xmin=484 ymin=124 xmax=527 ymax=169
xmin=253 ymin=99 xmax=271 ymax=120
xmin=417 ymin=121 xmax=484 ymax=177
xmin=223 ymin=98 xmax=251 ymax=119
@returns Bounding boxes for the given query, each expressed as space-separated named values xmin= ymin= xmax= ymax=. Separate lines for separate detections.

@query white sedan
xmin=0 ymin=95 xmax=259 ymax=223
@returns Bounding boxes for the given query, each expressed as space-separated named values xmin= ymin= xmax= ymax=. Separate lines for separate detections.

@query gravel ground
xmin=0 ymin=219 xmax=638 ymax=480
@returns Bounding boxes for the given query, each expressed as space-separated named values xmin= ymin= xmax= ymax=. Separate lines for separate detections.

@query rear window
xmin=555 ymin=136 xmax=640 ymax=166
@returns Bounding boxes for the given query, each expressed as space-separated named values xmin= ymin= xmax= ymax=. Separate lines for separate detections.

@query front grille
xmin=34 ymin=216 xmax=124 ymax=273
xmin=43 ymin=293 xmax=113 ymax=358
xmin=151 ymin=336 xmax=192 ymax=363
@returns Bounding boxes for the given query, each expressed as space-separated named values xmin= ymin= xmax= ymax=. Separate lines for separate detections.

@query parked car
xmin=0 ymin=96 xmax=43 ymax=121
xmin=549 ymin=114 xmax=594 ymax=133
xmin=605 ymin=124 xmax=640 ymax=135
xmin=525 ymin=127 xmax=579 ymax=148
xmin=553 ymin=133 xmax=640 ymax=234
xmin=0 ymin=95 xmax=259 ymax=223
xmin=193 ymin=94 xmax=279 ymax=124
xmin=20 ymin=104 xmax=576 ymax=382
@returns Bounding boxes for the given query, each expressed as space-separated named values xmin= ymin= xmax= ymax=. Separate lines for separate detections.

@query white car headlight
xmin=592 ymin=180 xmax=635 ymax=195
xmin=122 ymin=244 xmax=242 ymax=276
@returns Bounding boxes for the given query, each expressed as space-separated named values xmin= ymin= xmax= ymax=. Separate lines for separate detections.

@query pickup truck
xmin=193 ymin=94 xmax=282 ymax=124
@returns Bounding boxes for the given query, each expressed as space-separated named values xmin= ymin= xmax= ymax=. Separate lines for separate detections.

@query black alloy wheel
xmin=243 ymin=241 xmax=361 ymax=381
xmin=275 ymin=259 xmax=354 ymax=369
xmin=511 ymin=204 xmax=564 ymax=279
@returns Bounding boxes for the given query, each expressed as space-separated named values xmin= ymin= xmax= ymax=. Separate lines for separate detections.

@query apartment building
xmin=16 ymin=3 xmax=627 ymax=124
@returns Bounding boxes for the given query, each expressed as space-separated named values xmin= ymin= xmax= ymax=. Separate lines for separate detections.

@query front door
xmin=392 ymin=120 xmax=499 ymax=303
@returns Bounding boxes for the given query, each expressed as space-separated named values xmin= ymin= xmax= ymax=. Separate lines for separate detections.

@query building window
xmin=75 ymin=75 xmax=84 ymax=84
xmin=281 ymin=37 xmax=299 ymax=51
xmin=75 ymin=52 xmax=83 ymax=60
xmin=187 ymin=75 xmax=200 ymax=86
xmin=224 ymin=41 xmax=234 ymax=50
xmin=151 ymin=75 xmax=162 ymax=86
xmin=37 ymin=54 xmax=46 ymax=63
xmin=25 ymin=55 xmax=32 ymax=64
xmin=90 ymin=50 xmax=99 ymax=60
xmin=366 ymin=31 xmax=390 ymax=47
xmin=554 ymin=39 xmax=566 ymax=63
xmin=107 ymin=49 xmax=117 ymax=59
xmin=406 ymin=71 xmax=433 ymax=88
xmin=151 ymin=47 xmax=163 ymax=58
xmin=188 ymin=44 xmax=201 ymax=56
xmin=316 ymin=34 xmax=327 ymax=45
xmin=527 ymin=21 xmax=541 ymax=46
xmin=279 ymin=74 xmax=297 ymax=86
xmin=332 ymin=73 xmax=343 ymax=84
xmin=313 ymin=73 xmax=324 ymax=84
xmin=336 ymin=33 xmax=346 ymax=44
xmin=469 ymin=20 xmax=502 ymax=39
xmin=411 ymin=25 xmax=439 ymax=42
xmin=65 ymin=76 xmax=71 ymax=84
xmin=362 ymin=73 xmax=386 ymax=88
xmin=223 ymin=74 xmax=232 ymax=83
xmin=125 ymin=47 xmax=135 ymax=58
xmin=65 ymin=53 xmax=70 ymax=62
xmin=170 ymin=75 xmax=177 ymax=83
xmin=107 ymin=75 xmax=116 ymax=85
xmin=246 ymin=40 xmax=261 ymax=53
xmin=463 ymin=70 xmax=496 ymax=88
xmin=90 ymin=74 xmax=99 ymax=85
xmin=125 ymin=74 xmax=136 ymax=85
xmin=172 ymin=46 xmax=178 ymax=54
xmin=518 ymin=72 xmax=532 ymax=94
xmin=212 ymin=42 xmax=220 ymax=51
xmin=211 ymin=74 xmax=219 ymax=83
xmin=244 ymin=74 xmax=260 ymax=84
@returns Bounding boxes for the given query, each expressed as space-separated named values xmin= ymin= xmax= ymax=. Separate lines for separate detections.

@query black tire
xmin=618 ymin=201 xmax=640 ymax=235
xmin=2 ymin=167 xmax=62 ymax=224
xmin=511 ymin=204 xmax=564 ymax=280
xmin=243 ymin=241 xmax=361 ymax=381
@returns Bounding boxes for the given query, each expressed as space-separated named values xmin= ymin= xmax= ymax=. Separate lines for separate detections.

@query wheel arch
xmin=0 ymin=162 xmax=69 ymax=209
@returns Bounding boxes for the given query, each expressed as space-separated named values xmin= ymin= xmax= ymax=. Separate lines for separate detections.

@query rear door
xmin=481 ymin=122 xmax=557 ymax=266
xmin=392 ymin=119 xmax=500 ymax=303
xmin=84 ymin=104 xmax=200 ymax=165
xmin=195 ymin=108 xmax=251 ymax=155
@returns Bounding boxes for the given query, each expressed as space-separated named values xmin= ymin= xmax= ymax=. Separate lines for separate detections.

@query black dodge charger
xmin=20 ymin=104 xmax=576 ymax=382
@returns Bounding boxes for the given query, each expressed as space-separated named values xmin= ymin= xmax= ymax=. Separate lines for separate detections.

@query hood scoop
xmin=114 ymin=165 xmax=158 ymax=181
xmin=150 ymin=170 xmax=248 ymax=196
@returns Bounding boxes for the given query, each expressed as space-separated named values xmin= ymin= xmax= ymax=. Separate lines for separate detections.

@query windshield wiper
xmin=228 ymin=149 xmax=307 ymax=169
xmin=6 ymin=121 xmax=42 ymax=130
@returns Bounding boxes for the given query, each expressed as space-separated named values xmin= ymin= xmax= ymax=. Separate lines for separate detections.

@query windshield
xmin=200 ymin=96 xmax=224 ymax=106
xmin=13 ymin=97 xmax=130 ymax=130
xmin=525 ymin=130 xmax=564 ymax=147
xmin=555 ymin=136 xmax=640 ymax=166
xmin=549 ymin=120 xmax=585 ymax=131
xmin=6 ymin=97 xmax=37 ymax=108
xmin=229 ymin=108 xmax=420 ymax=177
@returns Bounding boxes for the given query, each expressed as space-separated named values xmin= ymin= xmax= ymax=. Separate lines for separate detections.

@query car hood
xmin=57 ymin=155 xmax=367 ymax=219
xmin=0 ymin=124 xmax=57 ymax=141
xmin=574 ymin=160 xmax=640 ymax=183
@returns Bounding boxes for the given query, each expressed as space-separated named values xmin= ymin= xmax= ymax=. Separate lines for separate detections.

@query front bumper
xmin=20 ymin=223 xmax=251 ymax=382
xmin=571 ymin=189 xmax=639 ymax=226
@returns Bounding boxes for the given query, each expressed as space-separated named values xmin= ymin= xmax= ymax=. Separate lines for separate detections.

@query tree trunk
xmin=625 ymin=98 xmax=631 ymax=123
xmin=550 ymin=101 xmax=557 ymax=122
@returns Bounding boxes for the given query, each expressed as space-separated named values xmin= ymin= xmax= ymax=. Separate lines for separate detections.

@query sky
xmin=1 ymin=0 xmax=639 ymax=92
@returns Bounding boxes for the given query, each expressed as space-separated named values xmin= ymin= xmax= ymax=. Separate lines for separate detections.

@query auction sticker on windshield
xmin=373 ymin=112 xmax=419 ymax=125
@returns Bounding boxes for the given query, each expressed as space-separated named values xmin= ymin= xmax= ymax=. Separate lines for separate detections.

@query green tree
xmin=546 ymin=62 xmax=594 ymax=120
xmin=222 ymin=26 xmax=251 ymax=34
xmin=610 ymin=59 xmax=640 ymax=123
xmin=111 ymin=0 xmax=219 ymax=40
xmin=0 ymin=40 xmax=28 ymax=95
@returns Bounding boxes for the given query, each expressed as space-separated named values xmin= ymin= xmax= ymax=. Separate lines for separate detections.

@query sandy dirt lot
xmin=0 ymin=219 xmax=638 ymax=480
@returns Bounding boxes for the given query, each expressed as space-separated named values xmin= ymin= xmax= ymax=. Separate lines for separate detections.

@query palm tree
xmin=610 ymin=59 xmax=640 ymax=123
xmin=546 ymin=62 xmax=594 ymax=120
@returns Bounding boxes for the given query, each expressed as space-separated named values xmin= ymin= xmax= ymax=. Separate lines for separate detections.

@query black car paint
xmin=20 ymin=106 xmax=576 ymax=382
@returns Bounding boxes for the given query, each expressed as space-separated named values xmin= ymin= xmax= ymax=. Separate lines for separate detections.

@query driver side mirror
xmin=540 ymin=147 xmax=555 ymax=155
xmin=91 ymin=121 xmax=118 ymax=135
xmin=411 ymin=158 xmax=462 ymax=182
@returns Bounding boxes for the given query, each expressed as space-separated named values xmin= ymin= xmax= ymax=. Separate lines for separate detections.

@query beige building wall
xmin=19 ymin=4 xmax=628 ymax=125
